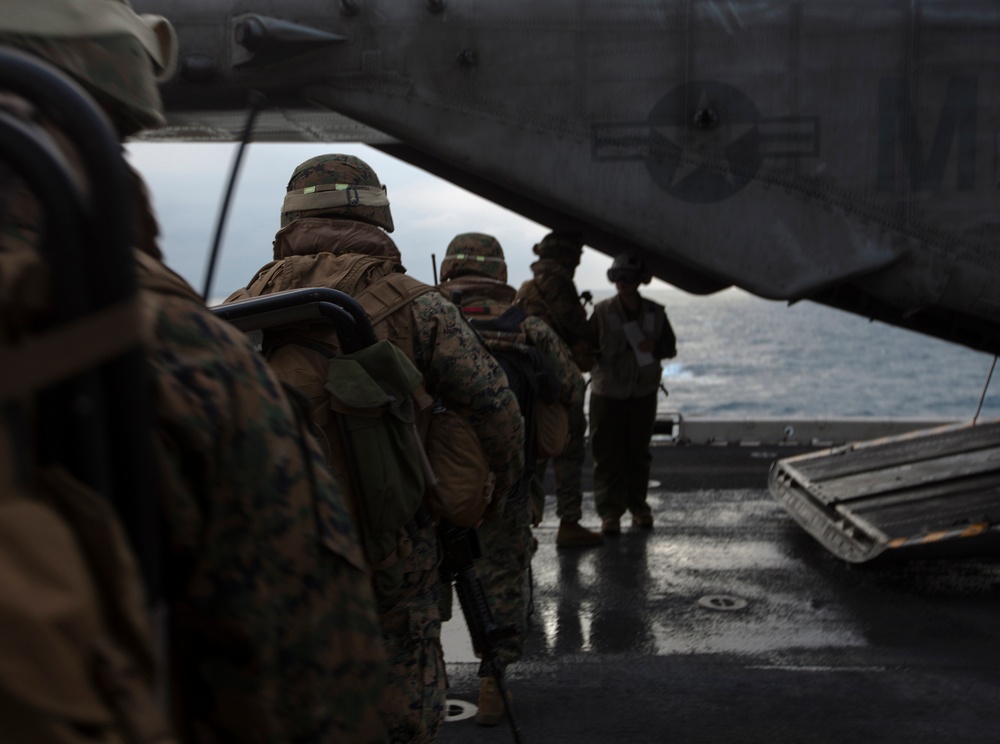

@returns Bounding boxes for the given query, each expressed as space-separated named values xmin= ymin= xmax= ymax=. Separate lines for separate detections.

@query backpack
xmin=467 ymin=306 xmax=566 ymax=492
xmin=339 ymin=274 xmax=495 ymax=534
xmin=0 ymin=61 xmax=170 ymax=742
xmin=514 ymin=277 xmax=595 ymax=372
xmin=0 ymin=468 xmax=172 ymax=744
xmin=231 ymin=260 xmax=493 ymax=601
xmin=269 ymin=336 xmax=430 ymax=603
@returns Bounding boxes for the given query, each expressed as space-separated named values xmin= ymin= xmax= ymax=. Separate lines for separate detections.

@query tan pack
xmin=534 ymin=398 xmax=570 ymax=459
xmin=468 ymin=308 xmax=569 ymax=462
xmin=422 ymin=409 xmax=495 ymax=527
xmin=0 ymin=469 xmax=173 ymax=744
xmin=514 ymin=279 xmax=594 ymax=372
xmin=358 ymin=272 xmax=494 ymax=527
xmin=0 ymin=247 xmax=172 ymax=744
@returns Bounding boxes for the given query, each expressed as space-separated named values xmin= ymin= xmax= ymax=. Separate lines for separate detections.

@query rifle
xmin=438 ymin=520 xmax=524 ymax=744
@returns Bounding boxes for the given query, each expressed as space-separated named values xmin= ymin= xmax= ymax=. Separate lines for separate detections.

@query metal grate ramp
xmin=768 ymin=420 xmax=1000 ymax=562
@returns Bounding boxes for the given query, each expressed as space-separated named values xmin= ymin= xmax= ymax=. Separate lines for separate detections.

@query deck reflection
xmin=438 ymin=444 xmax=1000 ymax=743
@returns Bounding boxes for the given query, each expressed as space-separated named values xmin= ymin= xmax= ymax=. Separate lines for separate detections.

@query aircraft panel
xmin=132 ymin=109 xmax=395 ymax=144
xmin=133 ymin=0 xmax=1000 ymax=352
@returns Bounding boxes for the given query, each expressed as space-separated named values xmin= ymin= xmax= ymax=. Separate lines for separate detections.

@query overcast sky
xmin=125 ymin=141 xmax=677 ymax=304
xmin=123 ymin=140 xmax=1000 ymax=420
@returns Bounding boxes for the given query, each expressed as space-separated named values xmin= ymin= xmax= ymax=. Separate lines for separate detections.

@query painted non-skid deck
xmin=438 ymin=440 xmax=1000 ymax=744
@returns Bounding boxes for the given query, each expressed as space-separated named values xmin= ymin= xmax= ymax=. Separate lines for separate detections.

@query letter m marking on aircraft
xmin=878 ymin=75 xmax=977 ymax=192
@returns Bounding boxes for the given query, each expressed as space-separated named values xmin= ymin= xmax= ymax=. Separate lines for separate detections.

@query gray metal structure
xmin=769 ymin=419 xmax=1000 ymax=561
xmin=129 ymin=0 xmax=1000 ymax=560
xmin=132 ymin=0 xmax=1000 ymax=354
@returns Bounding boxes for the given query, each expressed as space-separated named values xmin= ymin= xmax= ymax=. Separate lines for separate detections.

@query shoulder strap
xmin=248 ymin=260 xmax=286 ymax=295
xmin=515 ymin=280 xmax=563 ymax=336
xmin=469 ymin=305 xmax=528 ymax=336
xmin=355 ymin=274 xmax=438 ymax=416
xmin=0 ymin=299 xmax=141 ymax=401
xmin=356 ymin=272 xmax=438 ymax=326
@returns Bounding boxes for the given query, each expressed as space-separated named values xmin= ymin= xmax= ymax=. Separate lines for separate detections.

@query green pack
xmin=234 ymin=260 xmax=441 ymax=604
xmin=317 ymin=339 xmax=427 ymax=601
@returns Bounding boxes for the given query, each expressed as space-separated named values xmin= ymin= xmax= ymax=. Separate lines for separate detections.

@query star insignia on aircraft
xmin=591 ymin=80 xmax=818 ymax=203
xmin=650 ymin=88 xmax=758 ymax=188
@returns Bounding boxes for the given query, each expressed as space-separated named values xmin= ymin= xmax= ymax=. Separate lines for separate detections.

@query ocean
xmin=595 ymin=288 xmax=1000 ymax=422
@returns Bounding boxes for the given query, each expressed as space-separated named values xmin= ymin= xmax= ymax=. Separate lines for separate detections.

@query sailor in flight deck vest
xmin=438 ymin=231 xmax=584 ymax=726
xmin=226 ymin=154 xmax=525 ymax=744
xmin=514 ymin=231 xmax=604 ymax=547
xmin=589 ymin=253 xmax=677 ymax=535
xmin=1 ymin=3 xmax=388 ymax=742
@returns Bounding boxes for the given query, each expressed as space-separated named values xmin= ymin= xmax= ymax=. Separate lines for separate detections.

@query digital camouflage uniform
xmin=1 ymin=7 xmax=388 ymax=742
xmin=0 ymin=5 xmax=177 ymax=743
xmin=227 ymin=156 xmax=525 ymax=744
xmin=1 ymin=196 xmax=175 ymax=744
xmin=138 ymin=249 xmax=387 ymax=744
xmin=514 ymin=233 xmax=602 ymax=546
xmin=438 ymin=233 xmax=584 ymax=695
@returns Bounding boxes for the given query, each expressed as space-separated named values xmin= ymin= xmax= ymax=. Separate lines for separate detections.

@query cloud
xmin=125 ymin=141 xmax=675 ymax=302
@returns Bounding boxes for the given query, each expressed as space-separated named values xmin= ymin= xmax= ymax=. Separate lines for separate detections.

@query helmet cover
xmin=607 ymin=253 xmax=651 ymax=284
xmin=281 ymin=153 xmax=394 ymax=231
xmin=440 ymin=232 xmax=506 ymax=283
xmin=0 ymin=0 xmax=178 ymax=136
xmin=533 ymin=231 xmax=583 ymax=266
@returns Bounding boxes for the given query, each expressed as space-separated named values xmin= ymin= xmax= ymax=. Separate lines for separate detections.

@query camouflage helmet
xmin=0 ymin=0 xmax=178 ymax=137
xmin=281 ymin=154 xmax=394 ymax=231
xmin=607 ymin=252 xmax=652 ymax=284
xmin=533 ymin=231 xmax=583 ymax=266
xmin=440 ymin=232 xmax=507 ymax=283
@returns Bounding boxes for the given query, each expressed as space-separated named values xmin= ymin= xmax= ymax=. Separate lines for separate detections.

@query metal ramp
xmin=768 ymin=420 xmax=1000 ymax=562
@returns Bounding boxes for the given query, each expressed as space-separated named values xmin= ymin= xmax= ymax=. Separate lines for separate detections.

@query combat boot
xmin=556 ymin=520 xmax=604 ymax=547
xmin=476 ymin=675 xmax=507 ymax=726
xmin=632 ymin=512 xmax=654 ymax=529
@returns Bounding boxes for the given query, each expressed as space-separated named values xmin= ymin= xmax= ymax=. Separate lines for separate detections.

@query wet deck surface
xmin=438 ymin=442 xmax=1000 ymax=743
